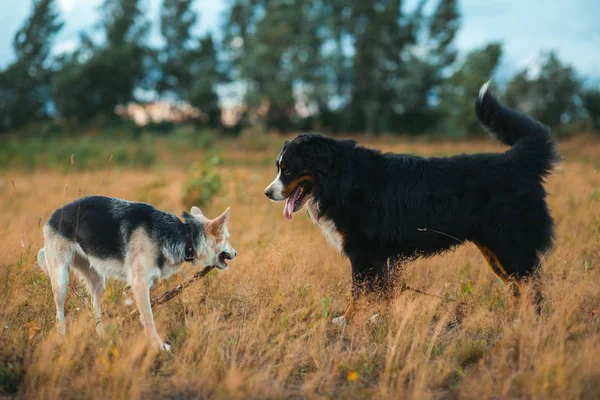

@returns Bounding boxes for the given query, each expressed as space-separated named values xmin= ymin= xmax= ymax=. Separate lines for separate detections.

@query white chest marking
xmin=307 ymin=201 xmax=344 ymax=254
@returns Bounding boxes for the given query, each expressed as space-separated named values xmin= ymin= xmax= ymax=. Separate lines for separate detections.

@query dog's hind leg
xmin=43 ymin=229 xmax=73 ymax=336
xmin=475 ymin=242 xmax=543 ymax=313
xmin=475 ymin=243 xmax=516 ymax=292
xmin=71 ymin=254 xmax=106 ymax=336
xmin=514 ymin=268 xmax=544 ymax=315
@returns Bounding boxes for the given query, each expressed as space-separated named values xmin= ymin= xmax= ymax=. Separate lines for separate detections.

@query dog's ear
xmin=213 ymin=207 xmax=230 ymax=227
xmin=208 ymin=208 xmax=230 ymax=235
xmin=221 ymin=207 xmax=231 ymax=223
xmin=190 ymin=206 xmax=203 ymax=217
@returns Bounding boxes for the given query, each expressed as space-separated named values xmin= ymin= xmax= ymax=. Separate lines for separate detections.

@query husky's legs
xmin=71 ymin=253 xmax=106 ymax=336
xmin=131 ymin=276 xmax=169 ymax=351
xmin=127 ymin=228 xmax=170 ymax=350
xmin=43 ymin=230 xmax=72 ymax=336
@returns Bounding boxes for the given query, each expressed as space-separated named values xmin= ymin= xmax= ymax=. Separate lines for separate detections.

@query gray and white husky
xmin=37 ymin=195 xmax=236 ymax=350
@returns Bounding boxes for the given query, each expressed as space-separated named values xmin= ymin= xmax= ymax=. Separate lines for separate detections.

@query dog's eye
xmin=282 ymin=168 xmax=291 ymax=176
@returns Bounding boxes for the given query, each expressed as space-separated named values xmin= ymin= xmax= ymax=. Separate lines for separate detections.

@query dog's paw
xmin=160 ymin=341 xmax=172 ymax=352
xmin=150 ymin=279 xmax=161 ymax=291
xmin=331 ymin=316 xmax=347 ymax=326
xmin=56 ymin=321 xmax=66 ymax=336
xmin=95 ymin=320 xmax=106 ymax=337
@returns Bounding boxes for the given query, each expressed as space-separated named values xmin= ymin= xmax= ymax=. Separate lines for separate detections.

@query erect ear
xmin=190 ymin=206 xmax=203 ymax=217
xmin=213 ymin=207 xmax=230 ymax=227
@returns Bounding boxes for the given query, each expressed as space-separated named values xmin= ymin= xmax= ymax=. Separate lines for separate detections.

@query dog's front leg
xmin=332 ymin=256 xmax=389 ymax=326
xmin=131 ymin=280 xmax=170 ymax=351
xmin=332 ymin=255 xmax=370 ymax=325
xmin=332 ymin=275 xmax=363 ymax=326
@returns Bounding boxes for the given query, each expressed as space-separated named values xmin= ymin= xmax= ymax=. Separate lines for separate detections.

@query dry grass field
xmin=1 ymin=134 xmax=600 ymax=399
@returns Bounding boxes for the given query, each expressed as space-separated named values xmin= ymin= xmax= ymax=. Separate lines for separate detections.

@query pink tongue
xmin=284 ymin=187 xmax=300 ymax=220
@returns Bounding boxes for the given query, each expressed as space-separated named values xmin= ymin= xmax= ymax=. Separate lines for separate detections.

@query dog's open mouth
xmin=284 ymin=183 xmax=311 ymax=220
xmin=216 ymin=251 xmax=232 ymax=270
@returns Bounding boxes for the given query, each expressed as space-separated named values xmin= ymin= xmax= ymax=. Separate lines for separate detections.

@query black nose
xmin=264 ymin=188 xmax=273 ymax=199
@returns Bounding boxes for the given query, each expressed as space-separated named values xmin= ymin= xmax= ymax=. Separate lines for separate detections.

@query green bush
xmin=181 ymin=154 xmax=223 ymax=208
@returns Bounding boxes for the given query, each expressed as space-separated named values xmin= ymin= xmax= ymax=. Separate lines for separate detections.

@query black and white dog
xmin=264 ymin=82 xmax=558 ymax=322
xmin=38 ymin=196 xmax=236 ymax=350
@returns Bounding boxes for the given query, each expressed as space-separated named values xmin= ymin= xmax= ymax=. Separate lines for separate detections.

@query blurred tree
xmin=221 ymin=0 xmax=459 ymax=134
xmin=159 ymin=0 xmax=222 ymax=127
xmin=0 ymin=0 xmax=63 ymax=132
xmin=346 ymin=0 xmax=421 ymax=135
xmin=224 ymin=0 xmax=347 ymax=132
xmin=224 ymin=0 xmax=302 ymax=131
xmin=505 ymin=51 xmax=582 ymax=128
xmin=582 ymin=88 xmax=600 ymax=132
xmin=6 ymin=0 xmax=596 ymax=137
xmin=222 ymin=0 xmax=264 ymax=127
xmin=222 ymin=0 xmax=261 ymax=80
xmin=158 ymin=0 xmax=198 ymax=99
xmin=395 ymin=0 xmax=460 ymax=133
xmin=53 ymin=0 xmax=149 ymax=121
xmin=188 ymin=35 xmax=222 ymax=127
xmin=439 ymin=42 xmax=502 ymax=137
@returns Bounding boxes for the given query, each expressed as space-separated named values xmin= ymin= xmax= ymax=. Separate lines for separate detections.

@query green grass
xmin=0 ymin=124 xmax=216 ymax=170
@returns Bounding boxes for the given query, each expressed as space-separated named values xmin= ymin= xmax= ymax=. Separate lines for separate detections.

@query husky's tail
xmin=37 ymin=248 xmax=49 ymax=275
xmin=475 ymin=80 xmax=559 ymax=178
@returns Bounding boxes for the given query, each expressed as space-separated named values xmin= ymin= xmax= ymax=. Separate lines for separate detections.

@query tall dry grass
xmin=1 ymin=135 xmax=599 ymax=399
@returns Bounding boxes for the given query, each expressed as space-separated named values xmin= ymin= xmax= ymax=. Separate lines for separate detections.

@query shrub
xmin=181 ymin=154 xmax=222 ymax=208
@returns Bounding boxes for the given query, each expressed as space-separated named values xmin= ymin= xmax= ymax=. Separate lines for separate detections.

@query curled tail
xmin=476 ymin=80 xmax=560 ymax=178
xmin=37 ymin=248 xmax=49 ymax=275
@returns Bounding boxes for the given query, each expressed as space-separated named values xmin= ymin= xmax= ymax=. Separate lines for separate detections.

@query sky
xmin=0 ymin=0 xmax=599 ymax=85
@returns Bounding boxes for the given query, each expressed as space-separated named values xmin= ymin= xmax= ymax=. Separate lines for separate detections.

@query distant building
xmin=114 ymin=101 xmax=249 ymax=128
xmin=114 ymin=98 xmax=313 ymax=128
xmin=114 ymin=102 xmax=201 ymax=126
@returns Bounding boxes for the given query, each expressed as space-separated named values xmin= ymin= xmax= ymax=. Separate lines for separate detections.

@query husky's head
xmin=188 ymin=206 xmax=236 ymax=270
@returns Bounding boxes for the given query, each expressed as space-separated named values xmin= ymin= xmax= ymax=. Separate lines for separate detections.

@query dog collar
xmin=183 ymin=223 xmax=195 ymax=262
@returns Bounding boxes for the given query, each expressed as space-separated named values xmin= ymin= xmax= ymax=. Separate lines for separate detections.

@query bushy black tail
xmin=475 ymin=80 xmax=559 ymax=178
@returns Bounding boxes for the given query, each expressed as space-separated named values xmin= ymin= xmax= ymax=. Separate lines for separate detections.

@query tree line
xmin=0 ymin=0 xmax=599 ymax=137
